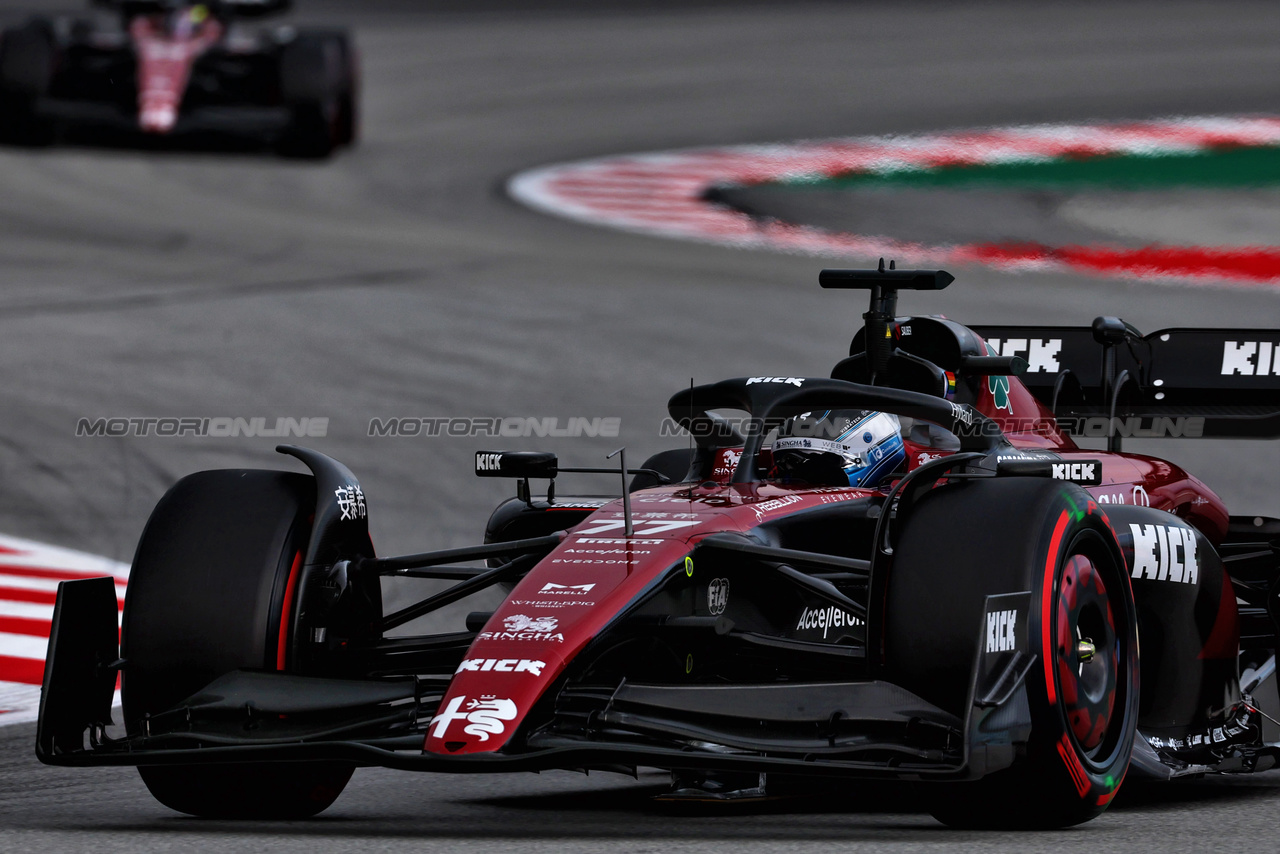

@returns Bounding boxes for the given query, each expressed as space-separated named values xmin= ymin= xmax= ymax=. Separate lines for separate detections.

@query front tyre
xmin=122 ymin=470 xmax=354 ymax=818
xmin=276 ymin=30 xmax=356 ymax=158
xmin=885 ymin=478 xmax=1138 ymax=829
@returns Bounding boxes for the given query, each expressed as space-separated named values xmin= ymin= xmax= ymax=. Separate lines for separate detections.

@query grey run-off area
xmin=1 ymin=0 xmax=1279 ymax=849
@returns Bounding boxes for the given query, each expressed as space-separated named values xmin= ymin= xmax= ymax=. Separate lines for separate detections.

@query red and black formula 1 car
xmin=0 ymin=0 xmax=356 ymax=156
xmin=36 ymin=267 xmax=1280 ymax=828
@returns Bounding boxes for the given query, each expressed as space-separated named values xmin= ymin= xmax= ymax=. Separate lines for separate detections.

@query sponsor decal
xmin=916 ymin=451 xmax=946 ymax=465
xmin=746 ymin=377 xmax=805 ymax=386
xmin=751 ymin=494 xmax=804 ymax=522
xmin=1221 ymin=341 xmax=1280 ymax=376
xmin=475 ymin=452 xmax=503 ymax=472
xmin=334 ymin=484 xmax=367 ymax=521
xmin=477 ymin=614 xmax=565 ymax=643
xmin=997 ymin=451 xmax=1059 ymax=462
xmin=708 ymin=578 xmax=729 ymax=615
xmin=428 ymin=695 xmax=519 ymax=742
xmin=1051 ymin=462 xmax=1102 ymax=485
xmin=1147 ymin=708 xmax=1254 ymax=753
xmin=948 ymin=402 xmax=975 ymax=426
xmin=1129 ymin=523 xmax=1199 ymax=584
xmin=577 ymin=519 xmax=701 ymax=537
xmin=795 ymin=604 xmax=863 ymax=639
xmin=1097 ymin=485 xmax=1151 ymax=506
xmin=551 ymin=499 xmax=611 ymax=509
xmin=540 ymin=582 xmax=595 ymax=594
xmin=576 ymin=537 xmax=663 ymax=545
xmin=713 ymin=448 xmax=743 ymax=477
xmin=456 ymin=658 xmax=546 ymax=676
xmin=986 ymin=609 xmax=1018 ymax=653
xmin=504 ymin=614 xmax=557 ymax=632
xmin=509 ymin=598 xmax=592 ymax=609
xmin=985 ymin=338 xmax=1062 ymax=374
xmin=988 ymin=375 xmax=1012 ymax=411
xmin=562 ymin=548 xmax=649 ymax=556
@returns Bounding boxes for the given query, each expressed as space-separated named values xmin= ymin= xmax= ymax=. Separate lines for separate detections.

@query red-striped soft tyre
xmin=884 ymin=477 xmax=1139 ymax=829
xmin=121 ymin=470 xmax=354 ymax=818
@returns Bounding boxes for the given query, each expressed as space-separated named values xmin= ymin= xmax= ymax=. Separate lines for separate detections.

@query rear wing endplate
xmin=969 ymin=324 xmax=1280 ymax=439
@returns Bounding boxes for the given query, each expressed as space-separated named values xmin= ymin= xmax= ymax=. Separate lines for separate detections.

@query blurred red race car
xmin=0 ymin=0 xmax=356 ymax=156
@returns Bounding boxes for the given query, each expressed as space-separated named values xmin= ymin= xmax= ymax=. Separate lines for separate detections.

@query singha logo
xmin=503 ymin=614 xmax=558 ymax=633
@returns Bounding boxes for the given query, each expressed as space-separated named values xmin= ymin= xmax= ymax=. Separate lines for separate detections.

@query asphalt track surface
xmin=2 ymin=0 xmax=1280 ymax=849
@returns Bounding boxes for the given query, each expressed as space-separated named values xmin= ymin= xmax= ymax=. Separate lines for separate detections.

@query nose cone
xmin=423 ymin=499 xmax=735 ymax=755
xmin=139 ymin=98 xmax=178 ymax=134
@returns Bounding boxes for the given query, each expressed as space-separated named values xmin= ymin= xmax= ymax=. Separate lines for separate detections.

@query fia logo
xmin=707 ymin=578 xmax=729 ymax=615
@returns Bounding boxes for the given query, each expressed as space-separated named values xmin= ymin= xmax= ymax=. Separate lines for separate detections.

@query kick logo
xmin=986 ymin=609 xmax=1017 ymax=653
xmin=455 ymin=658 xmax=546 ymax=676
xmin=1221 ymin=341 xmax=1280 ymax=376
xmin=984 ymin=338 xmax=1062 ymax=374
xmin=428 ymin=695 xmax=519 ymax=742
xmin=1129 ymin=523 xmax=1199 ymax=584
xmin=1051 ymin=462 xmax=1101 ymax=485
xmin=746 ymin=376 xmax=805 ymax=386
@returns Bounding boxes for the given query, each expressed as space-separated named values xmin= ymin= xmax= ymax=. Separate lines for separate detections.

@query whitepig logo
xmin=428 ymin=695 xmax=519 ymax=742
xmin=455 ymin=658 xmax=545 ymax=676
xmin=539 ymin=582 xmax=595 ymax=595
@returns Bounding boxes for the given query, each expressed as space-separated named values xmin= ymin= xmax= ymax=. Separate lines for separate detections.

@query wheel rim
xmin=1055 ymin=545 xmax=1120 ymax=756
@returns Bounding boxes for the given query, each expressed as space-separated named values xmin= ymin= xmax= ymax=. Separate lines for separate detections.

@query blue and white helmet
xmin=771 ymin=410 xmax=905 ymax=487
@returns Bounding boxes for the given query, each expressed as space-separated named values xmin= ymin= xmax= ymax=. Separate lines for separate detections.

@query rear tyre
xmin=0 ymin=18 xmax=56 ymax=145
xmin=122 ymin=470 xmax=354 ymax=819
xmin=884 ymin=478 xmax=1138 ymax=829
xmin=276 ymin=30 xmax=356 ymax=158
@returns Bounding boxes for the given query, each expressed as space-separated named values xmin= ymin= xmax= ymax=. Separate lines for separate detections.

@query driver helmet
xmin=771 ymin=409 xmax=905 ymax=487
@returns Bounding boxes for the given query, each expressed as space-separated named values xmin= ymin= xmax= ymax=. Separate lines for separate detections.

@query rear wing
xmin=969 ymin=323 xmax=1280 ymax=440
